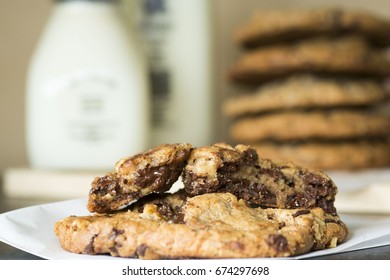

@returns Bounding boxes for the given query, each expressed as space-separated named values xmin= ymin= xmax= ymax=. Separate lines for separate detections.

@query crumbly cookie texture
xmin=229 ymin=36 xmax=390 ymax=84
xmin=129 ymin=189 xmax=189 ymax=224
xmin=253 ymin=140 xmax=390 ymax=170
xmin=222 ymin=75 xmax=389 ymax=117
xmin=87 ymin=143 xmax=193 ymax=214
xmin=230 ymin=110 xmax=390 ymax=142
xmin=234 ymin=8 xmax=390 ymax=47
xmin=182 ymin=143 xmax=338 ymax=215
xmin=54 ymin=193 xmax=348 ymax=259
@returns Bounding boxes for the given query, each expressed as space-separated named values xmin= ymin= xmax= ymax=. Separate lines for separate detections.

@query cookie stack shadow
xmin=224 ymin=8 xmax=390 ymax=170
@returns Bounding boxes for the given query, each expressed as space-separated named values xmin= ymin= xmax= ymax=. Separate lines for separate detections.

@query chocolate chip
xmin=318 ymin=199 xmax=337 ymax=216
xmin=300 ymin=172 xmax=329 ymax=189
xmin=184 ymin=172 xmax=218 ymax=195
xmin=292 ymin=209 xmax=311 ymax=217
xmin=266 ymin=234 xmax=288 ymax=253
xmin=84 ymin=234 xmax=98 ymax=254
xmin=136 ymin=244 xmax=148 ymax=257
xmin=267 ymin=214 xmax=274 ymax=220
xmin=155 ymin=201 xmax=175 ymax=221
xmin=286 ymin=193 xmax=311 ymax=208
xmin=172 ymin=211 xmax=185 ymax=224
xmin=324 ymin=218 xmax=343 ymax=225
xmin=230 ymin=242 xmax=245 ymax=251
xmin=91 ymin=174 xmax=121 ymax=196
xmin=278 ymin=222 xmax=286 ymax=229
xmin=285 ymin=178 xmax=295 ymax=188
xmin=259 ymin=168 xmax=284 ymax=181
xmin=242 ymin=148 xmax=259 ymax=165
xmin=107 ymin=229 xmax=124 ymax=255
xmin=219 ymin=162 xmax=240 ymax=174
xmin=135 ymin=166 xmax=168 ymax=188
xmin=110 ymin=228 xmax=124 ymax=239
xmin=250 ymin=183 xmax=277 ymax=205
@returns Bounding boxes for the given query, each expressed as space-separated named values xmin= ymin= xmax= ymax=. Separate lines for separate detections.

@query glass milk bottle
xmin=26 ymin=0 xmax=149 ymax=170
xmin=130 ymin=0 xmax=214 ymax=147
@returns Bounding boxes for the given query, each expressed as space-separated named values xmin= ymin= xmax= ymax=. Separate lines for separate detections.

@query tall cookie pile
xmin=224 ymin=8 xmax=390 ymax=170
xmin=54 ymin=143 xmax=348 ymax=259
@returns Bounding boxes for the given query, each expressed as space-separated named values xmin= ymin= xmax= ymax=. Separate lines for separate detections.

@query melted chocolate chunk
xmin=249 ymin=183 xmax=277 ymax=205
xmin=259 ymin=167 xmax=285 ymax=181
xmin=183 ymin=144 xmax=338 ymax=214
xmin=301 ymin=172 xmax=332 ymax=192
xmin=219 ymin=162 xmax=241 ymax=174
xmin=90 ymin=174 xmax=122 ymax=196
xmin=318 ymin=199 xmax=337 ymax=216
xmin=184 ymin=172 xmax=217 ymax=195
xmin=135 ymin=165 xmax=177 ymax=191
xmin=286 ymin=193 xmax=311 ymax=209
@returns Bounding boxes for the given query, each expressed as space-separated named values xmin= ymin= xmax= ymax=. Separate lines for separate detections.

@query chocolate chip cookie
xmin=235 ymin=8 xmax=390 ymax=48
xmin=223 ymin=75 xmax=389 ymax=117
xmin=54 ymin=193 xmax=348 ymax=259
xmin=230 ymin=110 xmax=390 ymax=142
xmin=129 ymin=189 xmax=188 ymax=223
xmin=229 ymin=36 xmax=390 ymax=84
xmin=182 ymin=143 xmax=338 ymax=215
xmin=87 ymin=143 xmax=193 ymax=213
xmin=253 ymin=140 xmax=390 ymax=170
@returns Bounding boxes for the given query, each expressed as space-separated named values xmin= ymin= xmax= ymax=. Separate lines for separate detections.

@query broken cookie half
xmin=183 ymin=143 xmax=338 ymax=215
xmin=87 ymin=143 xmax=193 ymax=213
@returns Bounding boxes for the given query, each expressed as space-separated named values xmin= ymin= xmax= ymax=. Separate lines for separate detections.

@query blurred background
xmin=1 ymin=0 xmax=390 ymax=209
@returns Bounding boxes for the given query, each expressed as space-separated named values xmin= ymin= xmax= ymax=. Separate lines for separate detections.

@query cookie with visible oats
xmin=54 ymin=193 xmax=348 ymax=259
xmin=234 ymin=8 xmax=390 ymax=48
xmin=229 ymin=110 xmax=390 ymax=142
xmin=229 ymin=36 xmax=390 ymax=84
xmin=87 ymin=143 xmax=192 ymax=214
xmin=222 ymin=75 xmax=389 ymax=117
xmin=182 ymin=143 xmax=338 ymax=215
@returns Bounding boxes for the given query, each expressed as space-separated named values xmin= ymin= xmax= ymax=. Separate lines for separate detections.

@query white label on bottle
xmin=46 ymin=70 xmax=119 ymax=145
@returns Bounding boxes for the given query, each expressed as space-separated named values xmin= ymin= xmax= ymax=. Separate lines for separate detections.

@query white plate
xmin=1 ymin=198 xmax=390 ymax=260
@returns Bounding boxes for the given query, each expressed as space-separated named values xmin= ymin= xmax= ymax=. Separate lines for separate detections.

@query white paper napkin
xmin=1 ymin=198 xmax=390 ymax=260
xmin=329 ymin=168 xmax=390 ymax=214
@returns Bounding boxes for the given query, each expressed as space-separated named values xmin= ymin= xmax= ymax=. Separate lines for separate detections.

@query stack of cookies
xmin=224 ymin=8 xmax=390 ymax=170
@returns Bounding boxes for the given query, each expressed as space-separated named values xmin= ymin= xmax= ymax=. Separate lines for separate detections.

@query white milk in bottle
xmin=26 ymin=0 xmax=149 ymax=170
